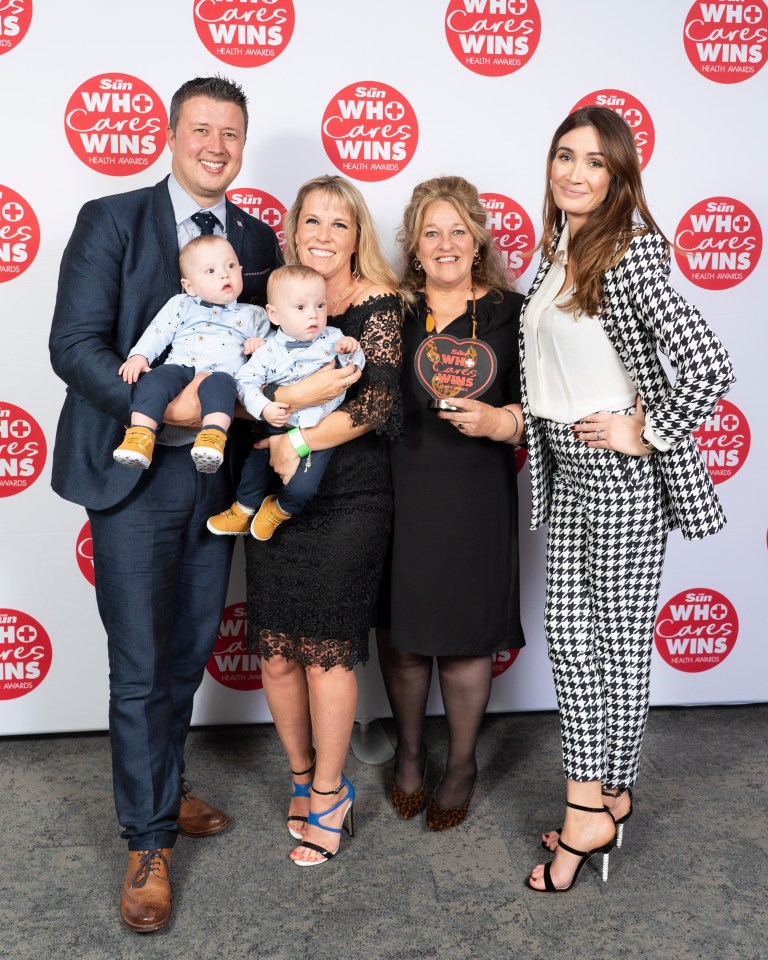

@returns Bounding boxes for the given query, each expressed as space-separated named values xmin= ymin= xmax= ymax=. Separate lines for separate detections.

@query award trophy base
xmin=429 ymin=398 xmax=462 ymax=413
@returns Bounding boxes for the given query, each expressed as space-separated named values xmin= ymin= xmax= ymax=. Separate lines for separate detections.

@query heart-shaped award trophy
xmin=414 ymin=335 xmax=497 ymax=411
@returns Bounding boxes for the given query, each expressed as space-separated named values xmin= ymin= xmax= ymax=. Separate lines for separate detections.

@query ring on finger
xmin=458 ymin=422 xmax=465 ymax=431
xmin=596 ymin=429 xmax=603 ymax=440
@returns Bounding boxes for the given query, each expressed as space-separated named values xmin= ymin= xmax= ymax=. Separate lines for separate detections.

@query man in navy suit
xmin=49 ymin=77 xmax=281 ymax=932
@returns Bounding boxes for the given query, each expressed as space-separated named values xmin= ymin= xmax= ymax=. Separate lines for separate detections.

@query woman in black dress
xmin=245 ymin=175 xmax=402 ymax=865
xmin=378 ymin=176 xmax=525 ymax=829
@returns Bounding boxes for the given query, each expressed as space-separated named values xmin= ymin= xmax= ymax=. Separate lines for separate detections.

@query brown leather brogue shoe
xmin=177 ymin=780 xmax=229 ymax=838
xmin=120 ymin=848 xmax=173 ymax=933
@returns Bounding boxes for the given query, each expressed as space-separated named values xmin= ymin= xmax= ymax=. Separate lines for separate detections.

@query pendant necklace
xmin=329 ymin=271 xmax=360 ymax=316
xmin=424 ymin=285 xmax=478 ymax=338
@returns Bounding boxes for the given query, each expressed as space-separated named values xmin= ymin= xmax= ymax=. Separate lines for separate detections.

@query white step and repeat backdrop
xmin=1 ymin=0 xmax=765 ymax=734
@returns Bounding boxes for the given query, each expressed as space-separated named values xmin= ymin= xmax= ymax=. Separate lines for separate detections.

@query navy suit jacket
xmin=49 ymin=176 xmax=282 ymax=510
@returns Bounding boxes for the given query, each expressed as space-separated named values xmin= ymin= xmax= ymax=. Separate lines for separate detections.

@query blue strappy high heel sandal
xmin=526 ymin=801 xmax=617 ymax=893
xmin=292 ymin=775 xmax=355 ymax=866
xmin=287 ymin=755 xmax=315 ymax=841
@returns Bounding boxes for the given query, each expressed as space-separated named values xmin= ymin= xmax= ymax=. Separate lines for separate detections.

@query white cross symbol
xmin=384 ymin=101 xmax=405 ymax=121
xmin=9 ymin=419 xmax=31 ymax=438
xmin=133 ymin=93 xmax=153 ymax=114
xmin=709 ymin=603 xmax=728 ymax=620
xmin=508 ymin=1 xmax=528 ymax=14
xmin=261 ymin=207 xmax=282 ymax=227
xmin=2 ymin=202 xmax=24 ymax=222
xmin=732 ymin=214 xmax=750 ymax=232
xmin=623 ymin=108 xmax=642 ymax=128
xmin=15 ymin=624 xmax=37 ymax=642
xmin=744 ymin=5 xmax=762 ymax=24
xmin=721 ymin=413 xmax=739 ymax=431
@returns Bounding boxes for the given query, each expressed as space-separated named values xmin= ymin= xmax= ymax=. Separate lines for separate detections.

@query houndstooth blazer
xmin=519 ymin=229 xmax=736 ymax=541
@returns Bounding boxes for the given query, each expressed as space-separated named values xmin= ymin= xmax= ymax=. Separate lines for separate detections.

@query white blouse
xmin=524 ymin=225 xmax=637 ymax=425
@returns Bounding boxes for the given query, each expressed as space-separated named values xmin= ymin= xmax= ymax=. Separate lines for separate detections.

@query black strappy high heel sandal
xmin=540 ymin=785 xmax=634 ymax=850
xmin=526 ymin=802 xmax=617 ymax=893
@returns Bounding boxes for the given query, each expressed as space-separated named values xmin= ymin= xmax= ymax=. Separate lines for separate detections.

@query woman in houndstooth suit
xmin=521 ymin=106 xmax=735 ymax=894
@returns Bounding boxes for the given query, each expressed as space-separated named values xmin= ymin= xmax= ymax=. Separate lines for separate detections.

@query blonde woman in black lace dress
xmin=244 ymin=176 xmax=402 ymax=865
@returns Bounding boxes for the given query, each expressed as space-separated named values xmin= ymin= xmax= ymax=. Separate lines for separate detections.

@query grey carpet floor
xmin=1 ymin=705 xmax=766 ymax=960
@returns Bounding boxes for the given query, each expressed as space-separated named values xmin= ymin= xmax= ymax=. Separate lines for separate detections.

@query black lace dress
xmin=388 ymin=290 xmax=525 ymax=656
xmin=245 ymin=293 xmax=402 ymax=669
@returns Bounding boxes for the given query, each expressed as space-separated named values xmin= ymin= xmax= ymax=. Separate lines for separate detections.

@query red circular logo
xmin=444 ymin=0 xmax=541 ymax=76
xmin=193 ymin=0 xmax=295 ymax=66
xmin=480 ymin=192 xmax=535 ymax=282
xmin=0 ymin=0 xmax=32 ymax=55
xmin=571 ymin=89 xmax=655 ymax=170
xmin=515 ymin=446 xmax=528 ymax=472
xmin=655 ymin=588 xmax=738 ymax=672
xmin=76 ymin=520 xmax=95 ymax=586
xmin=684 ymin=0 xmax=768 ymax=83
xmin=205 ymin=603 xmax=263 ymax=690
xmin=492 ymin=647 xmax=521 ymax=678
xmin=0 ymin=402 xmax=46 ymax=497
xmin=0 ymin=608 xmax=52 ymax=700
xmin=674 ymin=196 xmax=761 ymax=289
xmin=693 ymin=397 xmax=750 ymax=484
xmin=227 ymin=187 xmax=286 ymax=251
xmin=321 ymin=81 xmax=418 ymax=182
xmin=0 ymin=184 xmax=39 ymax=282
xmin=64 ymin=74 xmax=167 ymax=176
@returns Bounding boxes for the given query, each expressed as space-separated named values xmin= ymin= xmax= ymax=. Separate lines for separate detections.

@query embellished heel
xmin=603 ymin=786 xmax=633 ymax=849
xmin=526 ymin=801 xmax=617 ymax=894
xmin=292 ymin=775 xmax=355 ymax=866
xmin=287 ymin=754 xmax=316 ymax=841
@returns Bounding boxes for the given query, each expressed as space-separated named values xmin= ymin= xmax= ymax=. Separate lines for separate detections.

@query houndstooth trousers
xmin=542 ymin=415 xmax=668 ymax=789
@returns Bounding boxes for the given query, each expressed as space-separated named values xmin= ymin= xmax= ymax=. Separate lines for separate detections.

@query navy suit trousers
xmin=87 ymin=444 xmax=234 ymax=850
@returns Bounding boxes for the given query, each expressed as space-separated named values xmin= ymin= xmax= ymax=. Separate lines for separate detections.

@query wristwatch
xmin=639 ymin=430 xmax=657 ymax=452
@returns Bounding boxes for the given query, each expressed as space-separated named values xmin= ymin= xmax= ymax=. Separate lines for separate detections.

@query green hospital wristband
xmin=287 ymin=428 xmax=310 ymax=458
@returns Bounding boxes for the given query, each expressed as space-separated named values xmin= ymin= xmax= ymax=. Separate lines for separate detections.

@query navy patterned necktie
xmin=191 ymin=211 xmax=221 ymax=235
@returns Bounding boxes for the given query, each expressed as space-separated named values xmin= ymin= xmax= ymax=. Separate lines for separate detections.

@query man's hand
xmin=163 ymin=372 xmax=208 ymax=429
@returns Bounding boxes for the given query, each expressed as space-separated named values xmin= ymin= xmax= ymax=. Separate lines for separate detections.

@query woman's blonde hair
xmin=283 ymin=174 xmax=398 ymax=292
xmin=540 ymin=106 xmax=667 ymax=316
xmin=398 ymin=175 xmax=511 ymax=298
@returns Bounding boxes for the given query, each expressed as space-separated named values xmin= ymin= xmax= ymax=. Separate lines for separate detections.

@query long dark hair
xmin=540 ymin=106 xmax=667 ymax=316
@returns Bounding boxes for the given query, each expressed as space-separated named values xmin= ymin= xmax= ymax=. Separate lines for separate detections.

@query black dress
xmin=388 ymin=290 xmax=525 ymax=656
xmin=245 ymin=293 xmax=402 ymax=670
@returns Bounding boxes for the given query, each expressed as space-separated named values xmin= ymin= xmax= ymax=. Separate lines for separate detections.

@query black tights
xmin=377 ymin=629 xmax=493 ymax=809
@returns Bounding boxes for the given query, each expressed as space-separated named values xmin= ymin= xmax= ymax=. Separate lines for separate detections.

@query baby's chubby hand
xmin=244 ymin=337 xmax=267 ymax=355
xmin=118 ymin=354 xmax=150 ymax=383
xmin=262 ymin=401 xmax=291 ymax=428
xmin=335 ymin=336 xmax=361 ymax=356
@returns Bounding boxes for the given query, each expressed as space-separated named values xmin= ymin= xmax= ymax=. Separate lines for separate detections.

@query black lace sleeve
xmin=339 ymin=293 xmax=403 ymax=441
